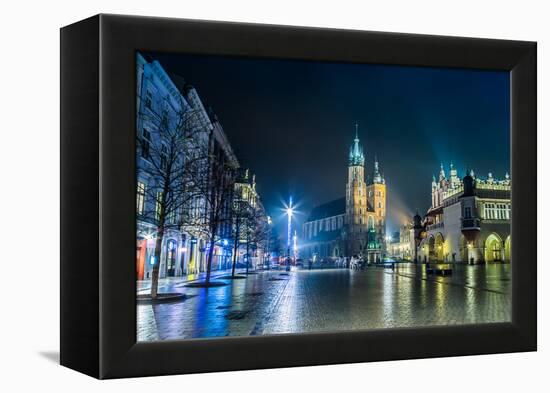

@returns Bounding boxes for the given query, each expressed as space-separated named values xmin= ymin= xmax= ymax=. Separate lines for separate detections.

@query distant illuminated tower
xmin=344 ymin=124 xmax=387 ymax=260
xmin=366 ymin=154 xmax=387 ymax=256
xmin=302 ymin=122 xmax=388 ymax=263
xmin=346 ymin=123 xmax=368 ymax=255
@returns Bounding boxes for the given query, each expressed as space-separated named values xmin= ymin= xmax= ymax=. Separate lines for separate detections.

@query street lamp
xmin=285 ymin=196 xmax=293 ymax=271
xmin=293 ymin=230 xmax=298 ymax=261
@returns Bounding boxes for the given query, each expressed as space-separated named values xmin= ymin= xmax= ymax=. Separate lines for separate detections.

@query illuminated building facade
xmin=232 ymin=169 xmax=270 ymax=269
xmin=302 ymin=126 xmax=387 ymax=262
xmin=387 ymin=222 xmax=415 ymax=261
xmin=417 ymin=164 xmax=511 ymax=264
xmin=135 ymin=53 xmax=265 ymax=280
xmin=136 ymin=52 xmax=213 ymax=280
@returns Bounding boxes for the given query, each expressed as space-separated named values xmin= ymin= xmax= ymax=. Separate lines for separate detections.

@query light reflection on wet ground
xmin=137 ymin=264 xmax=511 ymax=341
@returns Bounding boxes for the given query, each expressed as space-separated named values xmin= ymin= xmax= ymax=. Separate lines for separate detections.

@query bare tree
xmin=227 ymin=173 xmax=269 ymax=276
xmin=243 ymin=205 xmax=269 ymax=273
xmin=181 ymin=138 xmax=238 ymax=286
xmin=137 ymin=101 xmax=206 ymax=299
xmin=229 ymin=197 xmax=249 ymax=277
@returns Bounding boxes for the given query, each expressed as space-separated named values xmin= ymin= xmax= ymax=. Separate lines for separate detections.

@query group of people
xmin=305 ymin=255 xmax=392 ymax=270
xmin=322 ymin=256 xmax=365 ymax=269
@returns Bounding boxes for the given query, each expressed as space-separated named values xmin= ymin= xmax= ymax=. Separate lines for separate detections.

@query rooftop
xmin=306 ymin=197 xmax=346 ymax=222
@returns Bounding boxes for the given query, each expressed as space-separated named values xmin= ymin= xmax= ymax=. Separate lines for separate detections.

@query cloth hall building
xmin=302 ymin=127 xmax=387 ymax=263
xmin=417 ymin=164 xmax=511 ymax=264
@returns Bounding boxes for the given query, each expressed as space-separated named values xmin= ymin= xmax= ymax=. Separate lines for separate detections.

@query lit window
xmin=167 ymin=204 xmax=175 ymax=224
xmin=485 ymin=203 xmax=497 ymax=220
xmin=136 ymin=182 xmax=146 ymax=215
xmin=155 ymin=191 xmax=163 ymax=221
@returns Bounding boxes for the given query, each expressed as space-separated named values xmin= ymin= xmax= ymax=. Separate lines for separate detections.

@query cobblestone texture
xmin=137 ymin=264 xmax=511 ymax=341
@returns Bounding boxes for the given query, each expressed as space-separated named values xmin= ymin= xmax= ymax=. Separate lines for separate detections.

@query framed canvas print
xmin=60 ymin=14 xmax=536 ymax=379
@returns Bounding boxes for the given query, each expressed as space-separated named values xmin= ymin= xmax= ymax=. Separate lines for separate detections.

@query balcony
xmin=461 ymin=218 xmax=480 ymax=230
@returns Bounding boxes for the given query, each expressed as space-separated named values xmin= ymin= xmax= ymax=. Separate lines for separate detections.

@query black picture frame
xmin=60 ymin=14 xmax=536 ymax=379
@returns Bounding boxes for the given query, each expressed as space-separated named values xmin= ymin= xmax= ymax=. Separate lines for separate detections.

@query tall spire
xmin=349 ymin=123 xmax=365 ymax=166
xmin=373 ymin=154 xmax=383 ymax=184
xmin=439 ymin=163 xmax=446 ymax=181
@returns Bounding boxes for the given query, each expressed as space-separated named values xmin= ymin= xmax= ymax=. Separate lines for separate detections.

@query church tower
xmin=346 ymin=124 xmax=368 ymax=256
xmin=366 ymin=155 xmax=387 ymax=258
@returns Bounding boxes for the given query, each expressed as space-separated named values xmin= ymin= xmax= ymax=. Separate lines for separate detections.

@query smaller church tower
xmin=367 ymin=155 xmax=387 ymax=255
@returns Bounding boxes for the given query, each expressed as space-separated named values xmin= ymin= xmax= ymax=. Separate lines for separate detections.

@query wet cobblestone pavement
xmin=137 ymin=264 xmax=511 ymax=341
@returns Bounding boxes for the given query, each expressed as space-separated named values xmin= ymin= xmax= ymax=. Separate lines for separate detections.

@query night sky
xmin=144 ymin=51 xmax=510 ymax=238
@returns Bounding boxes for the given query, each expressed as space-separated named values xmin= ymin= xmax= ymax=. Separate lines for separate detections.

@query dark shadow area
xmin=217 ymin=275 xmax=247 ymax=280
xmin=185 ymin=281 xmax=228 ymax=288
xmin=137 ymin=293 xmax=189 ymax=304
xmin=39 ymin=351 xmax=59 ymax=364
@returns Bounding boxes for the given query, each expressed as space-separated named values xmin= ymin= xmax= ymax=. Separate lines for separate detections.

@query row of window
xmin=484 ymin=203 xmax=510 ymax=220
xmin=144 ymin=88 xmax=177 ymax=122
xmin=304 ymin=215 xmax=385 ymax=240
xmin=305 ymin=216 xmax=344 ymax=239
xmin=136 ymin=182 xmax=176 ymax=224
xmin=347 ymin=189 xmax=384 ymax=198
xmin=140 ymin=128 xmax=171 ymax=172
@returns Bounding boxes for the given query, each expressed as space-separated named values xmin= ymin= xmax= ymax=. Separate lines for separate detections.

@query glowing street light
xmin=293 ymin=230 xmax=298 ymax=260
xmin=286 ymin=196 xmax=294 ymax=251
xmin=285 ymin=196 xmax=294 ymax=271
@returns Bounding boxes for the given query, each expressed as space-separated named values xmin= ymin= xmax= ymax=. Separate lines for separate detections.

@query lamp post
xmin=293 ymin=230 xmax=298 ymax=262
xmin=286 ymin=196 xmax=293 ymax=272
xmin=266 ymin=215 xmax=272 ymax=270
